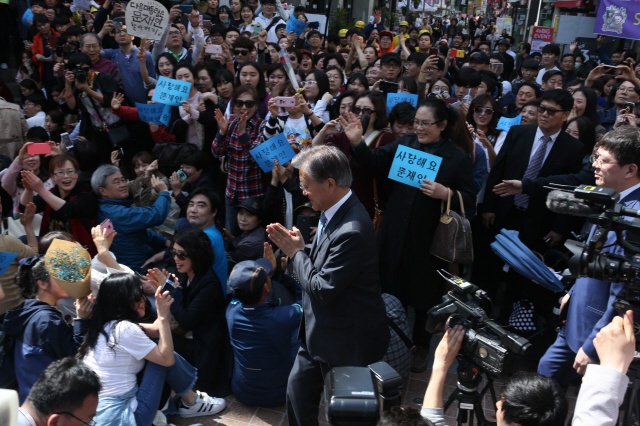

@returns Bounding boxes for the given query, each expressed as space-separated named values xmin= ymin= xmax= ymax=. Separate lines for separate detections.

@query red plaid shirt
xmin=212 ymin=113 xmax=268 ymax=203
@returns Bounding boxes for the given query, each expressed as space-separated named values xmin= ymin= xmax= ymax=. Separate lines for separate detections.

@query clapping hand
xmin=19 ymin=202 xmax=36 ymax=227
xmin=20 ymin=170 xmax=45 ymax=193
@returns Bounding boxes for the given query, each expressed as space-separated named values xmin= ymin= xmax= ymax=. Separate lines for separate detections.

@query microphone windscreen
xmin=546 ymin=190 xmax=592 ymax=217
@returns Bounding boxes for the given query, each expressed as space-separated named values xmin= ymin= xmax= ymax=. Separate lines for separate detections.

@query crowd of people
xmin=0 ymin=0 xmax=638 ymax=424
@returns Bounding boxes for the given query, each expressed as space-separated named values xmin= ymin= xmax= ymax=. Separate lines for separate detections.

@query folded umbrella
xmin=490 ymin=228 xmax=564 ymax=293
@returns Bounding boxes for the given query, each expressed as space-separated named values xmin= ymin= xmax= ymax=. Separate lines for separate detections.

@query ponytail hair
xmin=16 ymin=256 xmax=48 ymax=299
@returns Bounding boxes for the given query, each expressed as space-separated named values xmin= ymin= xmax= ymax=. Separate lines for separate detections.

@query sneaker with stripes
xmin=177 ymin=391 xmax=226 ymax=418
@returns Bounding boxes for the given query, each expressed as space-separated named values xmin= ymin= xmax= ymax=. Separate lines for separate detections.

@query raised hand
xmin=21 ymin=170 xmax=45 ymax=193
xmin=151 ymin=175 xmax=168 ymax=192
xmin=214 ymin=108 xmax=229 ymax=134
xmin=91 ymin=225 xmax=117 ymax=255
xmin=19 ymin=202 xmax=36 ymax=227
xmin=111 ymin=92 xmax=125 ymax=111
xmin=340 ymin=111 xmax=363 ymax=145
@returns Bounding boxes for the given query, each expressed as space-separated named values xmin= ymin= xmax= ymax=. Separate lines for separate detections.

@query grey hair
xmin=80 ymin=32 xmax=102 ymax=48
xmin=91 ymin=164 xmax=121 ymax=195
xmin=291 ymin=145 xmax=353 ymax=187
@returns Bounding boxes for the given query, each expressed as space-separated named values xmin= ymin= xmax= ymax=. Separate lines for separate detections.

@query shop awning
xmin=554 ymin=0 xmax=583 ymax=7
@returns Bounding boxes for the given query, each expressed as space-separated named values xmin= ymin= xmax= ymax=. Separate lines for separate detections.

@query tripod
xmin=619 ymin=357 xmax=640 ymax=426
xmin=443 ymin=358 xmax=498 ymax=426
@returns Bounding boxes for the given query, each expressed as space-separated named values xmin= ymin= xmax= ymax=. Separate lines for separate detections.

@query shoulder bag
xmin=430 ymin=189 xmax=473 ymax=264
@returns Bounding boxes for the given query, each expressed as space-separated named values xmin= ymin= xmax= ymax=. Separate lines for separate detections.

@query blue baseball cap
xmin=228 ymin=259 xmax=273 ymax=294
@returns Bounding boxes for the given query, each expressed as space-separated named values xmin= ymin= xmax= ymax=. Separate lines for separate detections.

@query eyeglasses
xmin=589 ymin=153 xmax=619 ymax=166
xmin=172 ymin=249 xmax=189 ymax=260
xmin=302 ymin=80 xmax=317 ymax=86
xmin=234 ymin=100 xmax=256 ymax=108
xmin=473 ymin=107 xmax=494 ymax=116
xmin=289 ymin=56 xmax=297 ymax=62
xmin=431 ymin=85 xmax=449 ymax=92
xmin=327 ymin=74 xmax=342 ymax=81
xmin=413 ymin=119 xmax=441 ymax=128
xmin=353 ymin=106 xmax=374 ymax=115
xmin=536 ymin=105 xmax=566 ymax=116
xmin=168 ymin=31 xmax=181 ymax=36
xmin=234 ymin=49 xmax=249 ymax=55
xmin=53 ymin=169 xmax=78 ymax=177
xmin=54 ymin=412 xmax=95 ymax=426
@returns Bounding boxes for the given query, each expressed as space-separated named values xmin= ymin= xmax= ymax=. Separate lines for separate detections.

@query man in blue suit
xmin=266 ymin=146 xmax=390 ymax=425
xmin=538 ymin=126 xmax=640 ymax=387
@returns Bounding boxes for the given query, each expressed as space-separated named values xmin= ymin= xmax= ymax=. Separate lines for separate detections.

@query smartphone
xmin=379 ymin=81 xmax=399 ymax=94
xmin=176 ymin=169 xmax=188 ymax=182
xmin=449 ymin=48 xmax=458 ymax=58
xmin=308 ymin=21 xmax=319 ymax=29
xmin=178 ymin=4 xmax=192 ymax=13
xmin=296 ymin=214 xmax=319 ymax=244
xmin=274 ymin=96 xmax=296 ymax=107
xmin=491 ymin=62 xmax=504 ymax=75
xmin=429 ymin=47 xmax=438 ymax=56
xmin=100 ymin=218 xmax=115 ymax=237
xmin=27 ymin=143 xmax=51 ymax=156
xmin=252 ymin=22 xmax=263 ymax=36
xmin=60 ymin=132 xmax=73 ymax=150
xmin=161 ymin=274 xmax=176 ymax=293
xmin=603 ymin=64 xmax=617 ymax=69
xmin=624 ymin=101 xmax=636 ymax=113
xmin=113 ymin=21 xmax=123 ymax=32
xmin=203 ymin=19 xmax=212 ymax=31
xmin=205 ymin=44 xmax=222 ymax=54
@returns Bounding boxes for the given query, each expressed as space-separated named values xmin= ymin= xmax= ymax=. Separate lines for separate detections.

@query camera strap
xmin=387 ymin=317 xmax=417 ymax=354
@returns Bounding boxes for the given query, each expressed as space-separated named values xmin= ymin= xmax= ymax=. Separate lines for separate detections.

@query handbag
xmin=430 ymin=189 xmax=473 ymax=264
xmin=152 ymin=121 xmax=199 ymax=173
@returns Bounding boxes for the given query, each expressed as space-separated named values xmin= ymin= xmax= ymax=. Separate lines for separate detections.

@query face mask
xmin=575 ymin=62 xmax=582 ymax=69
xmin=223 ymin=19 xmax=230 ymax=26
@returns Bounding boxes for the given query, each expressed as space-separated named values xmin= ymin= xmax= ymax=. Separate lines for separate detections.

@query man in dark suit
xmin=538 ymin=126 xmax=640 ymax=387
xmin=266 ymin=146 xmax=390 ymax=426
xmin=482 ymin=89 xmax=584 ymax=253
xmin=479 ymin=89 xmax=584 ymax=321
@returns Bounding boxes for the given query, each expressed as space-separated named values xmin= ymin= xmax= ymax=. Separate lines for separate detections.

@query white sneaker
xmin=177 ymin=391 xmax=226 ymax=418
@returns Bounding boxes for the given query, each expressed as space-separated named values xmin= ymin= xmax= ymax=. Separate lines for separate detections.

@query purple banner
xmin=594 ymin=0 xmax=640 ymax=41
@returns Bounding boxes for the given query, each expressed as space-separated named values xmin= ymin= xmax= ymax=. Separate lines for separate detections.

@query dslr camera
xmin=73 ymin=64 xmax=87 ymax=84
xmin=427 ymin=271 xmax=531 ymax=377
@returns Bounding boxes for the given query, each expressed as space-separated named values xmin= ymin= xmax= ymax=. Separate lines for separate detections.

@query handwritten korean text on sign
xmin=152 ymin=76 xmax=191 ymax=106
xmin=388 ymin=144 xmax=442 ymax=188
xmin=125 ymin=0 xmax=169 ymax=40
xmin=250 ymin=134 xmax=297 ymax=172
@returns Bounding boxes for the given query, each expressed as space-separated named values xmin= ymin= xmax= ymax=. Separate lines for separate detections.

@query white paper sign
xmin=125 ymin=0 xmax=169 ymax=41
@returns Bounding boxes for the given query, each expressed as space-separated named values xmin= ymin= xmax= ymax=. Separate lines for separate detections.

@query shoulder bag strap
xmin=455 ymin=190 xmax=466 ymax=217
xmin=387 ymin=316 xmax=417 ymax=353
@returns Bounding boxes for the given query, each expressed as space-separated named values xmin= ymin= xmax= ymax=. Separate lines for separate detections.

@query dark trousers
xmin=286 ymin=345 xmax=331 ymax=426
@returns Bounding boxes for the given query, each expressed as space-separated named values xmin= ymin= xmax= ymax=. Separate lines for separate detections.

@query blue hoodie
xmin=3 ymin=300 xmax=85 ymax=402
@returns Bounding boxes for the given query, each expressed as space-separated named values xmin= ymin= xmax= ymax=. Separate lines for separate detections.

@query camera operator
xmin=63 ymin=51 xmax=120 ymax=163
xmin=573 ymin=310 xmax=636 ymax=426
xmin=538 ymin=126 xmax=640 ymax=387
xmin=421 ymin=326 xmax=567 ymax=426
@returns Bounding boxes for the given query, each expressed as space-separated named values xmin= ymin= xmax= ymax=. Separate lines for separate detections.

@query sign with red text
xmin=531 ymin=26 xmax=554 ymax=53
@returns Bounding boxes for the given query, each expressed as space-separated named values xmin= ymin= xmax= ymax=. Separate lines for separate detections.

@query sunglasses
xmin=235 ymin=100 xmax=256 ymax=108
xmin=536 ymin=105 xmax=566 ymax=116
xmin=172 ymin=249 xmax=189 ymax=260
xmin=234 ymin=49 xmax=249 ymax=55
xmin=473 ymin=107 xmax=494 ymax=116
xmin=353 ymin=106 xmax=374 ymax=115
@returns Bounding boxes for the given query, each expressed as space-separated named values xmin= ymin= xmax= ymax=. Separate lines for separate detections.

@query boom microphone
xmin=546 ymin=190 xmax=593 ymax=217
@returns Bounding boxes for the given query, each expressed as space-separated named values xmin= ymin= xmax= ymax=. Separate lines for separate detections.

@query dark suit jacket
xmin=483 ymin=125 xmax=584 ymax=246
xmin=289 ymin=193 xmax=390 ymax=366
